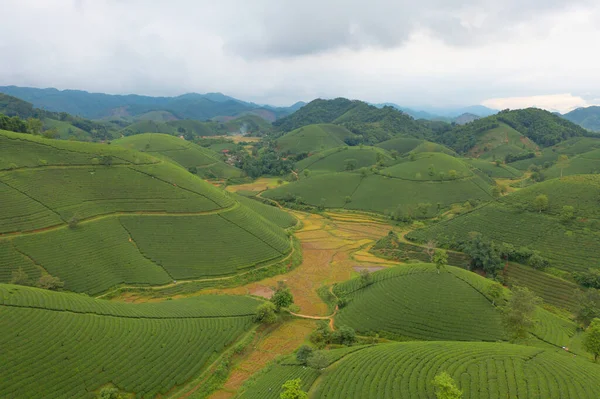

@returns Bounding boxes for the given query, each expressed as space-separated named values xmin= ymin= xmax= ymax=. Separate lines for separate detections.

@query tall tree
xmin=583 ymin=318 xmax=600 ymax=362
xmin=533 ymin=194 xmax=548 ymax=213
xmin=432 ymin=372 xmax=462 ymax=399
xmin=557 ymin=155 xmax=570 ymax=178
xmin=280 ymin=379 xmax=308 ymax=399
xmin=503 ymin=286 xmax=541 ymax=340
xmin=433 ymin=249 xmax=448 ymax=274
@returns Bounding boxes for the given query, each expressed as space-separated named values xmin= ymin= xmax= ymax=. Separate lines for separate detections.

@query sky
xmin=1 ymin=0 xmax=599 ymax=112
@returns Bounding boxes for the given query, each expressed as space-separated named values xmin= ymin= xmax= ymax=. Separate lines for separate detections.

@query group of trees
xmin=234 ymin=143 xmax=294 ymax=178
xmin=254 ymin=282 xmax=295 ymax=325
xmin=11 ymin=267 xmax=64 ymax=290
xmin=309 ymin=320 xmax=357 ymax=348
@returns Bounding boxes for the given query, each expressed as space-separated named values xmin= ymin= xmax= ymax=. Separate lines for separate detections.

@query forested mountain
xmin=0 ymin=86 xmax=298 ymax=122
xmin=563 ymin=106 xmax=600 ymax=131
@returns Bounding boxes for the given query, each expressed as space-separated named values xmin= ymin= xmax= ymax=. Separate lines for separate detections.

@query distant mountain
xmin=373 ymin=103 xmax=497 ymax=120
xmin=0 ymin=86 xmax=299 ymax=122
xmin=373 ymin=103 xmax=440 ymax=120
xmin=453 ymin=113 xmax=480 ymax=125
xmin=562 ymin=106 xmax=600 ymax=132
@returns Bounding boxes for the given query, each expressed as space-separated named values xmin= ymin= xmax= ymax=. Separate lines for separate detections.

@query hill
xmin=563 ymin=106 xmax=600 ymax=131
xmin=407 ymin=175 xmax=600 ymax=273
xmin=241 ymin=340 xmax=600 ymax=399
xmin=434 ymin=108 xmax=590 ymax=154
xmin=113 ymin=133 xmax=243 ymax=179
xmin=543 ymin=148 xmax=600 ymax=178
xmin=508 ymin=136 xmax=600 ymax=170
xmin=296 ymin=146 xmax=392 ymax=173
xmin=0 ymin=85 xmax=298 ymax=121
xmin=466 ymin=158 xmax=523 ymax=178
xmin=275 ymin=124 xmax=357 ymax=155
xmin=375 ymin=137 xmax=457 ymax=156
xmin=380 ymin=152 xmax=471 ymax=181
xmin=0 ymin=130 xmax=290 ymax=294
xmin=0 ymin=284 xmax=261 ymax=398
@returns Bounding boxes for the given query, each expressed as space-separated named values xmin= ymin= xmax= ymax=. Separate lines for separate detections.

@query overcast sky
xmin=1 ymin=0 xmax=599 ymax=112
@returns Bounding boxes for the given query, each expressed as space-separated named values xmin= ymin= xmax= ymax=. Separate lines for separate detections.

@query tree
xmin=583 ymin=318 xmax=600 ymax=362
xmin=503 ymin=286 xmax=541 ymax=340
xmin=463 ymin=235 xmax=503 ymax=277
xmin=97 ymin=387 xmax=124 ymax=399
xmin=26 ymin=117 xmax=43 ymax=135
xmin=42 ymin=128 xmax=60 ymax=139
xmin=416 ymin=203 xmax=431 ymax=218
xmin=433 ymin=249 xmax=448 ymax=274
xmin=359 ymin=269 xmax=373 ymax=287
xmin=303 ymin=169 xmax=310 ymax=178
xmin=306 ymin=351 xmax=328 ymax=371
xmin=10 ymin=267 xmax=30 ymax=286
xmin=271 ymin=284 xmax=294 ymax=311
xmin=68 ymin=216 xmax=80 ymax=229
xmin=432 ymin=371 xmax=462 ymax=399
xmin=280 ymin=379 xmax=308 ymax=399
xmin=491 ymin=186 xmax=501 ymax=199
xmin=533 ymin=194 xmax=548 ymax=213
xmin=448 ymin=169 xmax=457 ymax=179
xmin=331 ymin=326 xmax=356 ymax=345
xmin=390 ymin=150 xmax=399 ymax=159
xmin=255 ymin=302 xmax=277 ymax=324
xmin=37 ymin=274 xmax=64 ymax=290
xmin=296 ymin=345 xmax=314 ymax=365
xmin=575 ymin=289 xmax=600 ymax=327
xmin=557 ymin=155 xmax=569 ymax=178
xmin=100 ymin=155 xmax=113 ymax=166
xmin=424 ymin=240 xmax=437 ymax=262
xmin=527 ymin=253 xmax=549 ymax=270
xmin=560 ymin=205 xmax=575 ymax=223
xmin=344 ymin=158 xmax=357 ymax=171
xmin=486 ymin=282 xmax=505 ymax=306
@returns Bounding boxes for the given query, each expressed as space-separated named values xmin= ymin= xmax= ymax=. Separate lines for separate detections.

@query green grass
xmin=42 ymin=118 xmax=90 ymax=140
xmin=234 ymin=195 xmax=297 ymax=229
xmin=375 ymin=137 xmax=423 ymax=154
xmin=114 ymin=133 xmax=243 ymax=179
xmin=0 ymin=284 xmax=260 ymax=399
xmin=311 ymin=341 xmax=600 ymax=398
xmin=296 ymin=146 xmax=392 ymax=172
xmin=333 ymin=264 xmax=505 ymax=341
xmin=466 ymin=158 xmax=523 ymax=178
xmin=275 ymin=124 xmax=357 ymax=154
xmin=381 ymin=152 xmax=472 ymax=181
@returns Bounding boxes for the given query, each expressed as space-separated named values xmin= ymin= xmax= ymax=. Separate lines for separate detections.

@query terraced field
xmin=333 ymin=265 xmax=505 ymax=341
xmin=296 ymin=146 xmax=392 ymax=173
xmin=0 ymin=284 xmax=260 ymax=399
xmin=0 ymin=131 xmax=290 ymax=294
xmin=114 ymin=133 xmax=243 ymax=179
xmin=275 ymin=124 xmax=357 ymax=154
xmin=312 ymin=341 xmax=600 ymax=398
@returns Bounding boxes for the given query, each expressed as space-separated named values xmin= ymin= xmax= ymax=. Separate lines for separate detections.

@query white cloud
xmin=482 ymin=94 xmax=599 ymax=113
xmin=0 ymin=0 xmax=598 ymax=108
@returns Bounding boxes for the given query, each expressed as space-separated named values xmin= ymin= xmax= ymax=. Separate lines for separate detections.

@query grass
xmin=333 ymin=264 xmax=505 ymax=341
xmin=296 ymin=146 xmax=392 ymax=173
xmin=466 ymin=158 xmax=523 ymax=178
xmin=234 ymin=195 xmax=298 ymax=229
xmin=381 ymin=152 xmax=472 ymax=181
xmin=114 ymin=133 xmax=243 ymax=179
xmin=0 ymin=284 xmax=260 ymax=399
xmin=311 ymin=341 xmax=600 ymax=398
xmin=275 ymin=124 xmax=357 ymax=154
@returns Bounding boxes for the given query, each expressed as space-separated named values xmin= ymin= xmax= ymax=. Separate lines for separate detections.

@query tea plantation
xmin=296 ymin=146 xmax=392 ymax=173
xmin=0 ymin=284 xmax=261 ymax=399
xmin=275 ymin=124 xmax=357 ymax=154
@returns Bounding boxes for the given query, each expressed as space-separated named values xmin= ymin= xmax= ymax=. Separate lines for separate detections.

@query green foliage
xmin=433 ymin=249 xmax=449 ymax=273
xmin=485 ymin=281 xmax=505 ymax=306
xmin=275 ymin=123 xmax=356 ymax=155
xmin=502 ymin=286 xmax=541 ymax=340
xmin=97 ymin=387 xmax=124 ymax=399
xmin=583 ymin=318 xmax=600 ymax=361
xmin=255 ymin=302 xmax=277 ymax=324
xmin=306 ymin=351 xmax=328 ymax=371
xmin=575 ymin=289 xmax=600 ymax=327
xmin=463 ymin=235 xmax=503 ymax=277
xmin=271 ymin=284 xmax=294 ymax=311
xmin=381 ymin=153 xmax=471 ymax=181
xmin=574 ymin=269 xmax=600 ymax=289
xmin=296 ymin=345 xmax=314 ymax=365
xmin=37 ymin=274 xmax=64 ymax=290
xmin=560 ymin=205 xmax=575 ymax=223
xmin=280 ymin=378 xmax=308 ymax=399
xmin=10 ymin=266 xmax=30 ymax=286
xmin=563 ymin=106 xmax=600 ymax=131
xmin=359 ymin=269 xmax=373 ymax=287
xmin=533 ymin=194 xmax=549 ymax=213
xmin=432 ymin=371 xmax=463 ymax=399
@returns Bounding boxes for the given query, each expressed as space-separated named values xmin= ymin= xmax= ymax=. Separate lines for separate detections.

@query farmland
xmin=380 ymin=152 xmax=472 ymax=180
xmin=275 ymin=124 xmax=357 ymax=154
xmin=0 ymin=284 xmax=260 ymax=399
xmin=296 ymin=146 xmax=392 ymax=173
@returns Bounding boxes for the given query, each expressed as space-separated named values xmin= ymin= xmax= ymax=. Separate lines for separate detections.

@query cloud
xmin=482 ymin=94 xmax=599 ymax=113
xmin=0 ymin=0 xmax=598 ymax=108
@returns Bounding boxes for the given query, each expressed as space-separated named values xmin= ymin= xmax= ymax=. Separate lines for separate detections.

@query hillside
xmin=0 ymin=85 xmax=297 ymax=121
xmin=113 ymin=133 xmax=243 ymax=179
xmin=508 ymin=136 xmax=600 ymax=170
xmin=296 ymin=146 xmax=392 ymax=173
xmin=0 ymin=284 xmax=261 ymax=398
xmin=407 ymin=175 xmax=600 ymax=273
xmin=0 ymin=130 xmax=290 ymax=294
xmin=275 ymin=124 xmax=357 ymax=154
xmin=466 ymin=158 xmax=523 ymax=178
xmin=563 ymin=106 xmax=600 ymax=131
xmin=380 ymin=152 xmax=471 ymax=181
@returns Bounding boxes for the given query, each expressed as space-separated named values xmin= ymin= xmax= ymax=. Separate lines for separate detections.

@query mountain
xmin=563 ymin=106 xmax=600 ymax=131
xmin=453 ymin=112 xmax=480 ymax=125
xmin=0 ymin=85 xmax=299 ymax=122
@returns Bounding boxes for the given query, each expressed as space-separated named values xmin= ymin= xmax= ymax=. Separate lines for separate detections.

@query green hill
xmin=467 ymin=122 xmax=538 ymax=160
xmin=375 ymin=136 xmax=423 ymax=153
xmin=275 ymin=124 xmax=357 ymax=155
xmin=543 ymin=148 xmax=600 ymax=178
xmin=296 ymin=146 xmax=392 ymax=173
xmin=509 ymin=136 xmax=600 ymax=170
xmin=263 ymin=167 xmax=493 ymax=216
xmin=563 ymin=106 xmax=600 ymax=131
xmin=407 ymin=176 xmax=600 ymax=273
xmin=0 ymin=284 xmax=260 ymax=398
xmin=381 ymin=152 xmax=471 ymax=181
xmin=242 ymin=340 xmax=600 ymax=399
xmin=114 ymin=133 xmax=243 ymax=179
xmin=0 ymin=130 xmax=290 ymax=294
xmin=466 ymin=158 xmax=523 ymax=178
xmin=334 ymin=264 xmax=504 ymax=341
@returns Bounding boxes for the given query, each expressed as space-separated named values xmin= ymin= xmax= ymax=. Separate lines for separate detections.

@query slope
xmin=296 ymin=146 xmax=392 ymax=173
xmin=0 ymin=130 xmax=290 ymax=294
xmin=380 ymin=152 xmax=471 ymax=181
xmin=275 ymin=124 xmax=357 ymax=154
xmin=563 ymin=106 xmax=600 ymax=131
xmin=0 ymin=284 xmax=261 ymax=399
xmin=114 ymin=133 xmax=243 ymax=179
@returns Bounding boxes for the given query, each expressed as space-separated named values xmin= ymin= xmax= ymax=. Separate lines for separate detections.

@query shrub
xmin=37 ymin=275 xmax=64 ymax=290
xmin=255 ymin=302 xmax=277 ymax=324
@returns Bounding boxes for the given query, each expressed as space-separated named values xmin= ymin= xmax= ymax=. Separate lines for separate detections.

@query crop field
xmin=469 ymin=123 xmax=538 ymax=160
xmin=275 ymin=124 xmax=357 ymax=154
xmin=381 ymin=152 xmax=472 ymax=181
xmin=409 ymin=141 xmax=458 ymax=156
xmin=370 ymin=240 xmax=471 ymax=269
xmin=233 ymin=195 xmax=297 ymax=229
xmin=333 ymin=265 xmax=504 ymax=341
xmin=264 ymin=171 xmax=493 ymax=215
xmin=114 ymin=133 xmax=242 ymax=179
xmin=0 ymin=284 xmax=260 ymax=399
xmin=504 ymin=263 xmax=579 ymax=311
xmin=296 ymin=146 xmax=392 ymax=172
xmin=375 ymin=137 xmax=423 ymax=154
xmin=466 ymin=158 xmax=523 ymax=178
xmin=544 ymin=149 xmax=600 ymax=178
xmin=312 ymin=341 xmax=600 ymax=398
xmin=509 ymin=137 xmax=600 ymax=170
xmin=407 ymin=203 xmax=600 ymax=273
xmin=0 ymin=240 xmax=41 ymax=283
